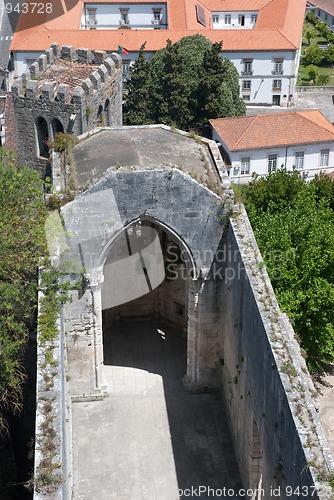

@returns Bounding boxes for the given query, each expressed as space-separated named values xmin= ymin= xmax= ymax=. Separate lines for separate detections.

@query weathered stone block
xmin=77 ymin=48 xmax=92 ymax=64
xmin=38 ymin=54 xmax=48 ymax=73
xmin=30 ymin=61 xmax=40 ymax=79
xmin=56 ymin=84 xmax=70 ymax=103
xmin=82 ymin=78 xmax=93 ymax=95
xmin=51 ymin=42 xmax=61 ymax=58
xmin=90 ymin=71 xmax=101 ymax=89
xmin=103 ymin=58 xmax=115 ymax=76
xmin=61 ymin=45 xmax=76 ymax=61
xmin=41 ymin=81 xmax=57 ymax=100
xmin=25 ymin=80 xmax=38 ymax=98
xmin=94 ymin=50 xmax=107 ymax=65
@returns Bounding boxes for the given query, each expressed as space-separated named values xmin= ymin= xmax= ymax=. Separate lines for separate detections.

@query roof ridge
xmin=296 ymin=110 xmax=334 ymax=136
xmin=232 ymin=115 xmax=257 ymax=150
xmin=11 ymin=24 xmax=45 ymax=50
xmin=277 ymin=28 xmax=297 ymax=48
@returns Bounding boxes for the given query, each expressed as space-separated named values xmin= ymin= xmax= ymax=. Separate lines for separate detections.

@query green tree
xmin=304 ymin=29 xmax=313 ymax=45
xmin=303 ymin=44 xmax=325 ymax=66
xmin=306 ymin=64 xmax=319 ymax=82
xmin=123 ymin=43 xmax=154 ymax=125
xmin=0 ymin=150 xmax=47 ymax=431
xmin=316 ymin=73 xmax=329 ymax=85
xmin=323 ymin=44 xmax=334 ymax=65
xmin=242 ymin=169 xmax=334 ymax=372
xmin=150 ymin=39 xmax=191 ymax=129
xmin=196 ymin=41 xmax=246 ymax=132
xmin=316 ymin=22 xmax=334 ymax=42
xmin=123 ymin=35 xmax=245 ymax=132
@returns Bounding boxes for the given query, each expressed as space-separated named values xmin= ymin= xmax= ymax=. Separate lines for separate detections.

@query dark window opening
xmin=35 ymin=116 xmax=49 ymax=158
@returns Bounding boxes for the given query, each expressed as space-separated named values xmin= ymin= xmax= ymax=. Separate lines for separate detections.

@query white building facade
xmin=81 ymin=2 xmax=168 ymax=30
xmin=211 ymin=111 xmax=334 ymax=184
xmin=11 ymin=0 xmax=307 ymax=106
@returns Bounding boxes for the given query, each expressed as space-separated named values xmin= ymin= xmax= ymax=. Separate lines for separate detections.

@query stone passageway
xmin=71 ymin=322 xmax=243 ymax=499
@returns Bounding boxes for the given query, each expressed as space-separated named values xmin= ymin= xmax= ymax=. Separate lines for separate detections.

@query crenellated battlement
xmin=11 ymin=43 xmax=122 ymax=105
xmin=12 ymin=43 xmax=123 ymax=172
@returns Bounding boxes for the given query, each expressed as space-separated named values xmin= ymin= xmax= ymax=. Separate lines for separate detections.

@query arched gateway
xmin=62 ymin=168 xmax=231 ymax=397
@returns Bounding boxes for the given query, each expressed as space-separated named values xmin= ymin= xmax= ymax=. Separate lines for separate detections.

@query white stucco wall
xmin=225 ymin=50 xmax=297 ymax=105
xmin=15 ymin=52 xmax=41 ymax=75
xmin=81 ymin=3 xmax=167 ymax=29
xmin=314 ymin=7 xmax=334 ymax=28
xmin=13 ymin=46 xmax=300 ymax=106
xmin=212 ymin=129 xmax=334 ymax=184
xmin=212 ymin=11 xmax=258 ymax=29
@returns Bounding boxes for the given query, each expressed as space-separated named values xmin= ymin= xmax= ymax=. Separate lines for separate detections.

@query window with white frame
xmin=242 ymin=60 xmax=253 ymax=75
xmin=122 ymin=59 xmax=131 ymax=76
xmin=120 ymin=8 xmax=129 ymax=25
xmin=242 ymin=80 xmax=251 ymax=91
xmin=273 ymin=59 xmax=283 ymax=75
xmin=238 ymin=14 xmax=245 ymax=26
xmin=225 ymin=15 xmax=231 ymax=25
xmin=87 ymin=7 xmax=97 ymax=27
xmin=240 ymin=157 xmax=250 ymax=175
xmin=268 ymin=153 xmax=278 ymax=172
xmin=212 ymin=14 xmax=219 ymax=23
xmin=320 ymin=148 xmax=329 ymax=167
xmin=325 ymin=13 xmax=328 ymax=21
xmin=152 ymin=8 xmax=162 ymax=22
xmin=273 ymin=79 xmax=282 ymax=89
xmin=251 ymin=14 xmax=258 ymax=23
xmin=294 ymin=151 xmax=304 ymax=169
xmin=242 ymin=95 xmax=250 ymax=101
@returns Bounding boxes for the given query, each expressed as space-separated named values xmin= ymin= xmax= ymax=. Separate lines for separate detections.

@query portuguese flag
xmin=118 ymin=45 xmax=129 ymax=55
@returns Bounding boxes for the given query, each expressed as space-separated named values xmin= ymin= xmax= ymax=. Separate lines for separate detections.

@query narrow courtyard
xmin=71 ymin=322 xmax=243 ymax=499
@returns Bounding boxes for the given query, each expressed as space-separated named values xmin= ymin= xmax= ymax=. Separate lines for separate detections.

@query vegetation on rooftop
xmin=123 ymin=35 xmax=246 ymax=135
xmin=239 ymin=169 xmax=334 ymax=372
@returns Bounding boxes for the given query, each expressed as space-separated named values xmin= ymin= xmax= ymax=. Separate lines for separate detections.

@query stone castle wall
xmin=11 ymin=43 xmax=122 ymax=172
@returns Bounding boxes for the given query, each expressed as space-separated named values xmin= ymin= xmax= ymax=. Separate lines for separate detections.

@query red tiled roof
xmin=308 ymin=0 xmax=334 ymax=17
xmin=11 ymin=0 xmax=307 ymax=52
xmin=210 ymin=110 xmax=334 ymax=151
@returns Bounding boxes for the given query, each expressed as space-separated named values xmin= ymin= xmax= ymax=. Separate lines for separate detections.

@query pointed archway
xmin=99 ymin=215 xmax=198 ymax=390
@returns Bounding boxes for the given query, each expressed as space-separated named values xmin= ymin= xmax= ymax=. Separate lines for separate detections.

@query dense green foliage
xmin=0 ymin=150 xmax=47 ymax=430
xmin=124 ymin=35 xmax=246 ymax=133
xmin=241 ymin=170 xmax=334 ymax=372
xmin=299 ymin=16 xmax=334 ymax=86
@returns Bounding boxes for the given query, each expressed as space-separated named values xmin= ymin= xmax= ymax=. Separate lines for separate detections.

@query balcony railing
xmin=272 ymin=70 xmax=284 ymax=75
xmin=241 ymin=70 xmax=253 ymax=75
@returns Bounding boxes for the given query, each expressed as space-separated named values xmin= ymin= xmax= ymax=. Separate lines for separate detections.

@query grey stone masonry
xmin=11 ymin=43 xmax=122 ymax=173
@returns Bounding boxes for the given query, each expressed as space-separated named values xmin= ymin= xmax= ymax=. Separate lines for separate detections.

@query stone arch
xmin=51 ymin=117 xmax=64 ymax=139
xmin=104 ymin=99 xmax=110 ymax=126
xmin=95 ymin=214 xmax=200 ymax=392
xmin=97 ymin=105 xmax=104 ymax=126
xmin=35 ymin=116 xmax=49 ymax=158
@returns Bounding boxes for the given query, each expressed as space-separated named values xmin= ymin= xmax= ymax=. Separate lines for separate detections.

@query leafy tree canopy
xmin=0 ymin=150 xmax=47 ymax=430
xmin=242 ymin=169 xmax=334 ymax=372
xmin=303 ymin=44 xmax=325 ymax=66
xmin=124 ymin=35 xmax=246 ymax=134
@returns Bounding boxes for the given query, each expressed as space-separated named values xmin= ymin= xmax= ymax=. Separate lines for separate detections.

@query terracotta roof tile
xmin=210 ymin=110 xmax=334 ymax=151
xmin=308 ymin=0 xmax=334 ymax=18
xmin=11 ymin=0 xmax=306 ymax=52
